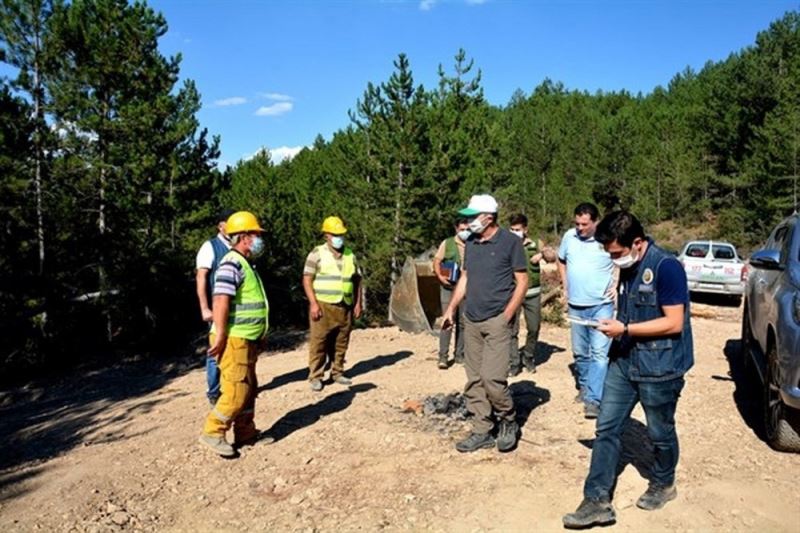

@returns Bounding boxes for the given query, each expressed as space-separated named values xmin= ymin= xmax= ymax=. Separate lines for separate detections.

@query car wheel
xmin=763 ymin=342 xmax=800 ymax=452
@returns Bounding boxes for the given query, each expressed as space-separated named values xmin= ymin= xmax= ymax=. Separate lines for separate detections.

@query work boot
xmin=437 ymin=355 xmax=449 ymax=369
xmin=310 ymin=379 xmax=324 ymax=392
xmin=522 ymin=356 xmax=536 ymax=373
xmin=574 ymin=388 xmax=586 ymax=404
xmin=636 ymin=483 xmax=677 ymax=510
xmin=236 ymin=431 xmax=275 ymax=448
xmin=496 ymin=420 xmax=519 ymax=452
xmin=507 ymin=365 xmax=522 ymax=377
xmin=333 ymin=375 xmax=352 ymax=386
xmin=562 ymin=497 xmax=616 ymax=529
xmin=198 ymin=434 xmax=236 ymax=457
xmin=454 ymin=353 xmax=465 ymax=365
xmin=584 ymin=402 xmax=600 ymax=420
xmin=455 ymin=432 xmax=495 ymax=453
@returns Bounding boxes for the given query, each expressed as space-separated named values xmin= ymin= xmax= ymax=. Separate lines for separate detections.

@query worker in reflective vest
xmin=199 ymin=211 xmax=269 ymax=458
xmin=302 ymin=216 xmax=362 ymax=392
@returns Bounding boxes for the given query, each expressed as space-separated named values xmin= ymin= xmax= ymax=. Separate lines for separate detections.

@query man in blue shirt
xmin=563 ymin=211 xmax=693 ymax=529
xmin=558 ymin=203 xmax=616 ymax=418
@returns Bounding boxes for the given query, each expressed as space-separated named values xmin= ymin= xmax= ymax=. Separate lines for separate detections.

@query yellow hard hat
xmin=226 ymin=211 xmax=265 ymax=234
xmin=321 ymin=216 xmax=347 ymax=235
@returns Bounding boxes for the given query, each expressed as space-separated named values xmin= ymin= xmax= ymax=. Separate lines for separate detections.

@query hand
xmin=208 ymin=333 xmax=227 ymax=358
xmin=437 ymin=274 xmax=452 ymax=286
xmin=531 ymin=253 xmax=542 ymax=264
xmin=353 ymin=302 xmax=363 ymax=319
xmin=604 ymin=285 xmax=617 ymax=301
xmin=596 ymin=319 xmax=624 ymax=338
xmin=309 ymin=302 xmax=322 ymax=321
xmin=441 ymin=307 xmax=454 ymax=330
xmin=201 ymin=308 xmax=213 ymax=322
xmin=503 ymin=308 xmax=516 ymax=324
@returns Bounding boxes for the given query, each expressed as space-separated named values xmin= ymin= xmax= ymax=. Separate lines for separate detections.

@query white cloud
xmin=255 ymin=101 xmax=293 ymax=117
xmin=419 ymin=0 xmax=437 ymax=10
xmin=213 ymin=96 xmax=247 ymax=107
xmin=245 ymin=145 xmax=307 ymax=163
xmin=259 ymin=92 xmax=294 ymax=102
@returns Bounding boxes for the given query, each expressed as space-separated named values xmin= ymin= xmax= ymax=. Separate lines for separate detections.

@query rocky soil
xmin=1 ymin=304 xmax=799 ymax=532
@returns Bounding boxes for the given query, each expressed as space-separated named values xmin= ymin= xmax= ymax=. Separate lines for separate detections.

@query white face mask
xmin=331 ymin=236 xmax=344 ymax=250
xmin=612 ymin=247 xmax=639 ymax=269
xmin=468 ymin=215 xmax=488 ymax=234
xmin=457 ymin=229 xmax=471 ymax=242
xmin=510 ymin=229 xmax=524 ymax=239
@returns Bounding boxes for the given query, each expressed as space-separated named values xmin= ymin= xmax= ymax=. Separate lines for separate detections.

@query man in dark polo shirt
xmin=442 ymin=194 xmax=529 ymax=453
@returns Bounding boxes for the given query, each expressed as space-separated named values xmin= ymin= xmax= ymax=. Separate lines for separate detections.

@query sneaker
xmin=508 ymin=366 xmax=522 ymax=377
xmin=198 ymin=434 xmax=236 ymax=457
xmin=496 ymin=420 xmax=519 ymax=452
xmin=636 ymin=483 xmax=677 ymax=510
xmin=455 ymin=432 xmax=495 ymax=453
xmin=437 ymin=356 xmax=449 ymax=369
xmin=310 ymin=379 xmax=324 ymax=392
xmin=584 ymin=402 xmax=600 ymax=419
xmin=562 ymin=497 xmax=616 ymax=529
xmin=333 ymin=375 xmax=352 ymax=386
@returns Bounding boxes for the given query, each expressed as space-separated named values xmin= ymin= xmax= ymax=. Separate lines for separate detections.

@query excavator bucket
xmin=389 ymin=257 xmax=441 ymax=335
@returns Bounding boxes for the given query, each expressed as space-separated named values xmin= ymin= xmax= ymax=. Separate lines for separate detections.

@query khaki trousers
xmin=203 ymin=335 xmax=259 ymax=443
xmin=463 ymin=313 xmax=516 ymax=434
xmin=308 ymin=301 xmax=353 ymax=381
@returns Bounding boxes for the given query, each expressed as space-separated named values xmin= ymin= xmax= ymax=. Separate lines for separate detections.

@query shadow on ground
xmin=532 ymin=341 xmax=566 ymax=368
xmin=266 ymin=383 xmax=377 ymax=441
xmin=579 ymin=418 xmax=656 ymax=488
xmin=259 ymin=350 xmax=413 ymax=393
xmin=0 ymin=351 xmax=205 ymax=501
xmin=722 ymin=338 xmax=766 ymax=442
xmin=510 ymin=380 xmax=550 ymax=429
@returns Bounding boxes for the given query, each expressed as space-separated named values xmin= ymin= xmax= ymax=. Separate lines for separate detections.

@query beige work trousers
xmin=463 ymin=312 xmax=516 ymax=434
xmin=308 ymin=301 xmax=353 ymax=381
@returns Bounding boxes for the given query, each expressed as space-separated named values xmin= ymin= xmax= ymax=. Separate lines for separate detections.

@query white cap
xmin=458 ymin=194 xmax=498 ymax=216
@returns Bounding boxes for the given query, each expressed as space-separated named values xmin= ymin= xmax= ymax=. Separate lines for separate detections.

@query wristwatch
xmin=623 ymin=323 xmax=629 ymax=336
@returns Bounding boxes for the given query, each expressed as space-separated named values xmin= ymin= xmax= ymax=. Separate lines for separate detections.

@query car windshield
xmin=712 ymin=244 xmax=736 ymax=260
xmin=685 ymin=243 xmax=709 ymax=258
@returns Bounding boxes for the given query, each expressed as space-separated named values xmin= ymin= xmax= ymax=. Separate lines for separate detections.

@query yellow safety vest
xmin=312 ymin=244 xmax=356 ymax=305
xmin=211 ymin=251 xmax=269 ymax=340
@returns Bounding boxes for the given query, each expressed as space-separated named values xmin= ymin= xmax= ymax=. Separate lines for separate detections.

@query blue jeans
xmin=206 ymin=355 xmax=221 ymax=403
xmin=584 ymin=358 xmax=685 ymax=499
xmin=569 ymin=302 xmax=614 ymax=404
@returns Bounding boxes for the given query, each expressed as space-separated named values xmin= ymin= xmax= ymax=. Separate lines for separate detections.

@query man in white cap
xmin=442 ymin=194 xmax=529 ymax=453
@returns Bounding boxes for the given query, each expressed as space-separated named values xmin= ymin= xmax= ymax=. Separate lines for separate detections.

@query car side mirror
xmin=749 ymin=249 xmax=782 ymax=270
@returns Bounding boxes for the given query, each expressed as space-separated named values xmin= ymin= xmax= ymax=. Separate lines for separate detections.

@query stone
xmin=111 ymin=512 xmax=129 ymax=526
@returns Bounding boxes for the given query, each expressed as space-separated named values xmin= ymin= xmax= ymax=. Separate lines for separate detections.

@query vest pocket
xmin=634 ymin=291 xmax=657 ymax=307
xmin=634 ymin=338 xmax=675 ymax=378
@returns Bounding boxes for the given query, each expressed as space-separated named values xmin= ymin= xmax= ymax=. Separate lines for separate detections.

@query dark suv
xmin=741 ymin=213 xmax=800 ymax=452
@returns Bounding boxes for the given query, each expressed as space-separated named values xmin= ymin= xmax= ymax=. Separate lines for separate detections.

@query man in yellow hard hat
xmin=199 ymin=211 xmax=269 ymax=457
xmin=302 ymin=216 xmax=362 ymax=392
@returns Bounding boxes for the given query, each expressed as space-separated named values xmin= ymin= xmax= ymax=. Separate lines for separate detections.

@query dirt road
xmin=1 ymin=311 xmax=799 ymax=532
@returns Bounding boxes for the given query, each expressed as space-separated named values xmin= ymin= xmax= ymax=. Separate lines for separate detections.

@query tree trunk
xmin=33 ymin=21 xmax=45 ymax=276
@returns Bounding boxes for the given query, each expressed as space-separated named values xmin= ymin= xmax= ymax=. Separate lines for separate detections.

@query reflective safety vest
xmin=312 ymin=244 xmax=356 ymax=305
xmin=211 ymin=251 xmax=269 ymax=340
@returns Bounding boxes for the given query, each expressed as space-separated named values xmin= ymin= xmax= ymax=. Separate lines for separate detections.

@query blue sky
xmin=145 ymin=1 xmax=799 ymax=166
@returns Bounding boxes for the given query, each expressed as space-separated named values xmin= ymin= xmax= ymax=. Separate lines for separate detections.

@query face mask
xmin=250 ymin=236 xmax=265 ymax=256
xmin=510 ymin=229 xmax=524 ymax=239
xmin=612 ymin=247 xmax=639 ymax=269
xmin=457 ymin=229 xmax=471 ymax=242
xmin=331 ymin=236 xmax=344 ymax=250
xmin=468 ymin=216 xmax=487 ymax=234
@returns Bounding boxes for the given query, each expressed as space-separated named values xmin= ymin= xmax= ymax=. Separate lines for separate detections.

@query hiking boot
xmin=333 ymin=375 xmax=352 ymax=386
xmin=198 ymin=434 xmax=236 ymax=457
xmin=508 ymin=365 xmax=522 ymax=377
xmin=636 ymin=483 xmax=677 ymax=510
xmin=574 ymin=388 xmax=586 ymax=403
xmin=310 ymin=379 xmax=324 ymax=392
xmin=562 ymin=497 xmax=616 ymax=529
xmin=522 ymin=356 xmax=536 ymax=373
xmin=455 ymin=432 xmax=495 ymax=453
xmin=584 ymin=402 xmax=600 ymax=419
xmin=496 ymin=420 xmax=519 ymax=452
xmin=236 ymin=431 xmax=275 ymax=448
xmin=437 ymin=355 xmax=449 ymax=369
xmin=454 ymin=354 xmax=465 ymax=365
